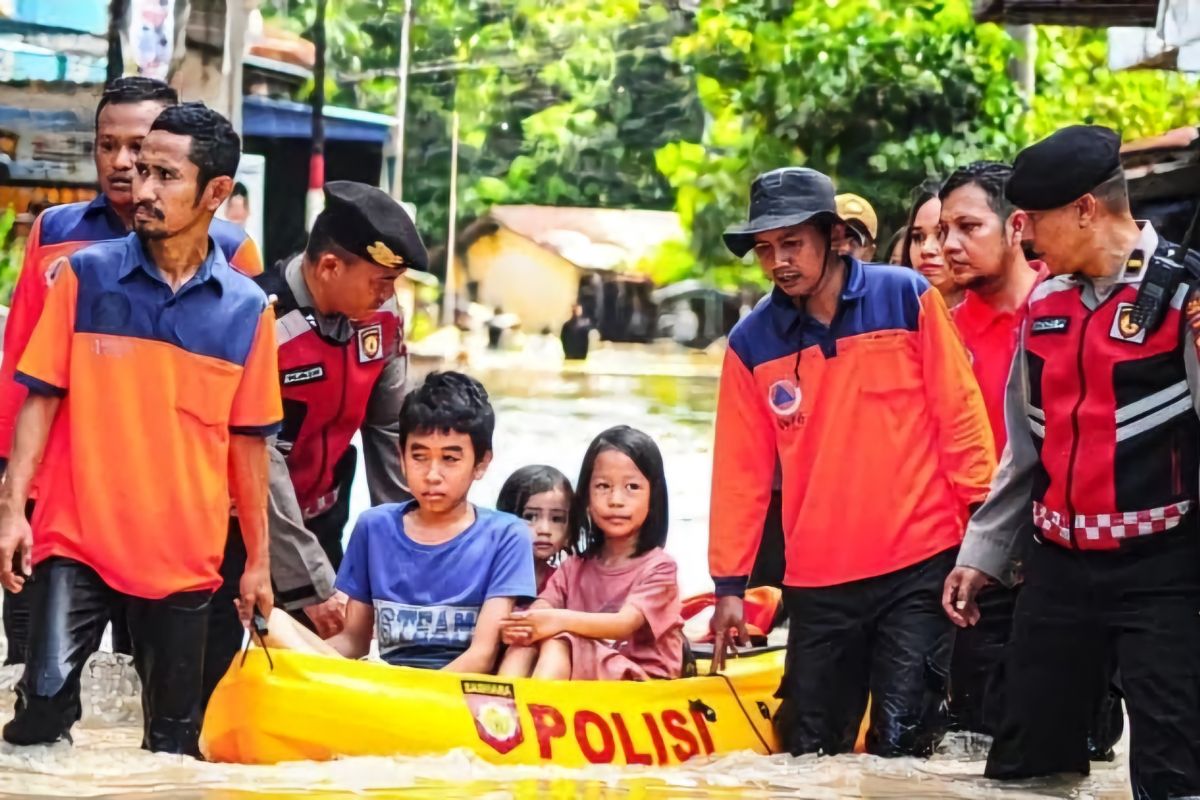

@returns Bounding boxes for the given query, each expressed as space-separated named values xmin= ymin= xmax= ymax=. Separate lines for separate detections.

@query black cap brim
xmin=723 ymin=210 xmax=841 ymax=258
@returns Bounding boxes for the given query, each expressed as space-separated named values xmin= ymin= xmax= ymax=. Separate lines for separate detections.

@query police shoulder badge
xmin=1110 ymin=302 xmax=1147 ymax=344
xmin=366 ymin=241 xmax=405 ymax=269
xmin=357 ymin=323 xmax=384 ymax=363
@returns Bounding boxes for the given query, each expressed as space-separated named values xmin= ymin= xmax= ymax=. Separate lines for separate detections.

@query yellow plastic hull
xmin=201 ymin=648 xmax=784 ymax=767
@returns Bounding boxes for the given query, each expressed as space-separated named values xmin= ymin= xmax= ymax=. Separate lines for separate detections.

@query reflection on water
xmin=0 ymin=355 xmax=1133 ymax=798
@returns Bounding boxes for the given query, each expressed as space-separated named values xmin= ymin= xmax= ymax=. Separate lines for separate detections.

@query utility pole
xmin=1011 ymin=24 xmax=1037 ymax=105
xmin=226 ymin=0 xmax=248 ymax=136
xmin=390 ymin=0 xmax=414 ymax=201
xmin=441 ymin=110 xmax=460 ymax=326
xmin=306 ymin=0 xmax=328 ymax=231
xmin=106 ymin=0 xmax=124 ymax=82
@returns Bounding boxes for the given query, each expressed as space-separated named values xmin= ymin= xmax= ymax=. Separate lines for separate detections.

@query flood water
xmin=0 ymin=346 xmax=1133 ymax=798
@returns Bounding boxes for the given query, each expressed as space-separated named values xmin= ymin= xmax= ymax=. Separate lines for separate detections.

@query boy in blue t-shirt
xmin=326 ymin=371 xmax=536 ymax=672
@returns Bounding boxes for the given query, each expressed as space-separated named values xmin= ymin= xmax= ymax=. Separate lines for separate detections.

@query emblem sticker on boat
xmin=462 ymin=681 xmax=524 ymax=755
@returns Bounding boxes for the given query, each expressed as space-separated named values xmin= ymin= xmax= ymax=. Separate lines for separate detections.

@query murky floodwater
xmin=0 ymin=346 xmax=1133 ymax=798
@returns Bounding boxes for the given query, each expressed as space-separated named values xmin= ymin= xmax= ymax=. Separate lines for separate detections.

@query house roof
xmin=474 ymin=205 xmax=685 ymax=272
xmin=1124 ymin=141 xmax=1200 ymax=204
xmin=973 ymin=0 xmax=1159 ymax=26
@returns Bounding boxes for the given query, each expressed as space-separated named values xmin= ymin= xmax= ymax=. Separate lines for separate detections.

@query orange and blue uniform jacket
xmin=16 ymin=232 xmax=281 ymax=599
xmin=0 ymin=195 xmax=261 ymax=465
xmin=709 ymin=259 xmax=996 ymax=597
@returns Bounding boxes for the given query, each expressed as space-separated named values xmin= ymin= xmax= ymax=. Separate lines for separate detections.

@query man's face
xmin=95 ymin=100 xmax=168 ymax=212
xmin=314 ymin=250 xmax=401 ymax=320
xmin=939 ymin=183 xmax=1015 ymax=292
xmin=834 ymin=221 xmax=875 ymax=261
xmin=1024 ymin=204 xmax=1086 ymax=276
xmin=752 ymin=222 xmax=837 ymax=298
xmin=133 ymin=129 xmax=212 ymax=240
xmin=225 ymin=194 xmax=249 ymax=225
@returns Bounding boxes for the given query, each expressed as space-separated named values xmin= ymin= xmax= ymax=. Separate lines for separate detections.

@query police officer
xmin=203 ymin=182 xmax=426 ymax=702
xmin=944 ymin=125 xmax=1200 ymax=799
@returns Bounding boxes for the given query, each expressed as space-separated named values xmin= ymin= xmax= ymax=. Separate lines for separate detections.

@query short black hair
xmin=574 ymin=426 xmax=669 ymax=558
xmin=1091 ymin=170 xmax=1131 ymax=213
xmin=940 ymin=161 xmax=1015 ymax=221
xmin=497 ymin=465 xmax=579 ymax=556
xmin=304 ymin=215 xmax=354 ymax=262
xmin=149 ymin=102 xmax=240 ymax=199
xmin=231 ymin=181 xmax=249 ymax=200
xmin=95 ymin=76 xmax=177 ymax=127
xmin=398 ymin=371 xmax=494 ymax=462
xmin=900 ymin=178 xmax=942 ymax=269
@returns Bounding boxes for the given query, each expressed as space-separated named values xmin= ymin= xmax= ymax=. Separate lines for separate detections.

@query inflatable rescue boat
xmin=200 ymin=646 xmax=784 ymax=766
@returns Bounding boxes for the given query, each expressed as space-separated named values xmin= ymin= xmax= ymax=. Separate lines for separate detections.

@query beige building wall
xmin=465 ymin=228 xmax=580 ymax=333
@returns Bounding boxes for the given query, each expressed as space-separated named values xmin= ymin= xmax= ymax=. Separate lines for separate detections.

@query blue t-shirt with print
xmin=335 ymin=501 xmax=536 ymax=669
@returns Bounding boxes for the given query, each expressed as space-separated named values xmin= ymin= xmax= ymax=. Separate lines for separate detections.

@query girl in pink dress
xmin=498 ymin=426 xmax=684 ymax=680
xmin=496 ymin=465 xmax=577 ymax=594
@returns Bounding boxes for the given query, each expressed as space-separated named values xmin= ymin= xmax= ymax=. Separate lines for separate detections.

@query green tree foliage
xmin=1031 ymin=25 xmax=1200 ymax=139
xmin=264 ymin=0 xmax=1197 ymax=288
xmin=264 ymin=0 xmax=702 ymax=263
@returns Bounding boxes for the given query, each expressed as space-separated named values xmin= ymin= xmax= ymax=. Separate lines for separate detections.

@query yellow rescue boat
xmin=201 ymin=647 xmax=784 ymax=767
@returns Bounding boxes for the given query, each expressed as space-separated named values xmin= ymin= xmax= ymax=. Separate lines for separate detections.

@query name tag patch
xmin=1031 ymin=316 xmax=1070 ymax=335
xmin=282 ymin=364 xmax=325 ymax=386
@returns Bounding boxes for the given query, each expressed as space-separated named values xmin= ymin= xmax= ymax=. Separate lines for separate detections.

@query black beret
xmin=1006 ymin=125 xmax=1123 ymax=211
xmin=313 ymin=181 xmax=428 ymax=272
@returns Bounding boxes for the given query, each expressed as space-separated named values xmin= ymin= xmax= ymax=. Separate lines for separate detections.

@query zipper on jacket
xmin=1064 ymin=291 xmax=1121 ymax=545
xmin=315 ymin=344 xmax=351 ymax=505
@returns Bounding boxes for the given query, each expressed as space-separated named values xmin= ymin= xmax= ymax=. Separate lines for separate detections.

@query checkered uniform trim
xmin=1033 ymin=500 xmax=1193 ymax=550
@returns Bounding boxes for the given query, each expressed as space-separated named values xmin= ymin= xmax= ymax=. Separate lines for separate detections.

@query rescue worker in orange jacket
xmin=708 ymin=167 xmax=995 ymax=757
xmin=202 ymin=182 xmax=425 ymax=704
xmin=0 ymin=77 xmax=262 ymax=666
xmin=945 ymin=125 xmax=1200 ymax=800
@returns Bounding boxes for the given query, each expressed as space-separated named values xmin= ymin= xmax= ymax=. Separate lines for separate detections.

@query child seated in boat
xmin=497 ymin=426 xmax=684 ymax=680
xmin=496 ymin=465 xmax=577 ymax=593
xmin=273 ymin=371 xmax=537 ymax=673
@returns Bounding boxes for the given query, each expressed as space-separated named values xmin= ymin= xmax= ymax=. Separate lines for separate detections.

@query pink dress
xmin=539 ymin=548 xmax=684 ymax=680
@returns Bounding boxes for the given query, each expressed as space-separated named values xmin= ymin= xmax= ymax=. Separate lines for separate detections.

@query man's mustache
xmin=135 ymin=202 xmax=165 ymax=221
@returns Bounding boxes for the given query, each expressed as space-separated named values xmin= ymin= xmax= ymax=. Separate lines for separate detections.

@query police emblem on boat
xmin=462 ymin=680 xmax=525 ymax=755
xmin=768 ymin=379 xmax=802 ymax=417
xmin=357 ymin=323 xmax=384 ymax=362
xmin=1111 ymin=303 xmax=1147 ymax=344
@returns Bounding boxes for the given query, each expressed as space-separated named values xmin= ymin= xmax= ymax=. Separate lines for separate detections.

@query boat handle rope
xmin=713 ymin=672 xmax=774 ymax=754
xmin=239 ymin=605 xmax=276 ymax=671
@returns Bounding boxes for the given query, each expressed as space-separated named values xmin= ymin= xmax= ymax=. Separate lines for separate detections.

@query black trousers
xmin=749 ymin=489 xmax=785 ymax=589
xmin=2 ymin=558 xmax=211 ymax=756
xmin=2 ymin=502 xmax=130 ymax=665
xmin=948 ymin=583 xmax=1018 ymax=736
xmin=774 ymin=548 xmax=956 ymax=757
xmin=986 ymin=532 xmax=1200 ymax=800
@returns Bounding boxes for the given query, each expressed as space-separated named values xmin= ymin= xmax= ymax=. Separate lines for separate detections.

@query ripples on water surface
xmin=0 ymin=352 xmax=1134 ymax=798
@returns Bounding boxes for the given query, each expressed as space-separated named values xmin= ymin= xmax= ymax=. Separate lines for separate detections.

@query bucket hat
xmin=723 ymin=167 xmax=843 ymax=257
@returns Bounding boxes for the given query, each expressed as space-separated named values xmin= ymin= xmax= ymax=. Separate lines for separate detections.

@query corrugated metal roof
xmin=973 ymin=0 xmax=1160 ymax=26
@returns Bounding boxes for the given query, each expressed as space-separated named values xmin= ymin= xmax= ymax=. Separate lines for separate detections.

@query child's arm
xmin=443 ymin=596 xmax=514 ymax=674
xmin=324 ymin=599 xmax=374 ymax=659
xmin=507 ymin=605 xmax=646 ymax=643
